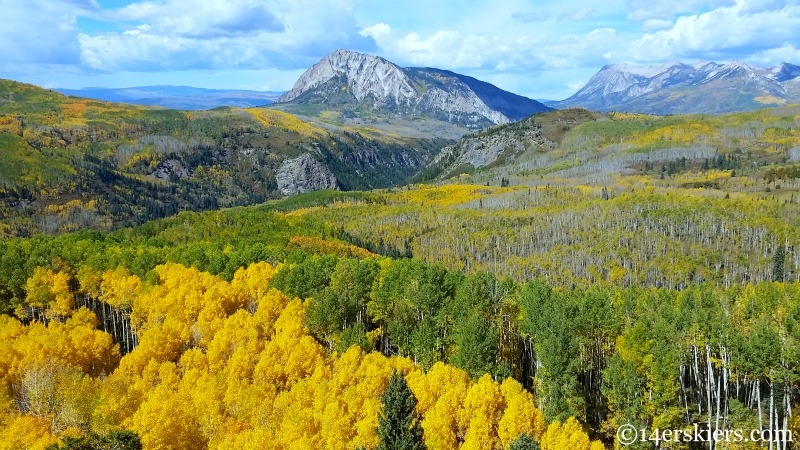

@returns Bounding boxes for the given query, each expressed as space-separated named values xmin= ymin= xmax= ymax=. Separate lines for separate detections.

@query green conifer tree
xmin=377 ymin=370 xmax=426 ymax=450
xmin=773 ymin=242 xmax=785 ymax=282
xmin=508 ymin=433 xmax=540 ymax=450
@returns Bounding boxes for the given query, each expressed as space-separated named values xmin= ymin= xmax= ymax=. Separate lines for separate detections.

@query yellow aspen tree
xmin=338 ymin=348 xmax=382 ymax=449
xmin=193 ymin=280 xmax=249 ymax=348
xmin=347 ymin=351 xmax=415 ymax=449
xmin=459 ymin=374 xmax=505 ymax=450
xmin=231 ymin=261 xmax=282 ymax=301
xmin=95 ymin=370 xmax=146 ymax=430
xmin=116 ymin=317 xmax=190 ymax=377
xmin=126 ymin=385 xmax=207 ymax=450
xmin=25 ymin=267 xmax=74 ymax=319
xmin=216 ymin=426 xmax=279 ymax=450
xmin=254 ymin=299 xmax=326 ymax=390
xmin=76 ymin=266 xmax=102 ymax=299
xmin=539 ymin=417 xmax=592 ymax=450
xmin=25 ymin=267 xmax=56 ymax=311
xmin=184 ymin=371 xmax=227 ymax=446
xmin=408 ymin=362 xmax=470 ymax=450
xmin=100 ymin=266 xmax=141 ymax=310
xmin=251 ymin=289 xmax=292 ymax=339
xmin=273 ymin=377 xmax=324 ymax=449
xmin=0 ymin=414 xmax=57 ymax=450
xmin=47 ymin=271 xmax=74 ymax=319
xmin=497 ymin=377 xmax=546 ymax=447
xmin=0 ymin=315 xmax=26 ymax=387
xmin=63 ymin=311 xmax=119 ymax=376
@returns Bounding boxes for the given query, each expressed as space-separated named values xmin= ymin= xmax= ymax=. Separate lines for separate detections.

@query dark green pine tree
xmin=46 ymin=430 xmax=142 ymax=450
xmin=508 ymin=433 xmax=540 ymax=450
xmin=377 ymin=370 xmax=426 ymax=450
xmin=773 ymin=242 xmax=785 ymax=282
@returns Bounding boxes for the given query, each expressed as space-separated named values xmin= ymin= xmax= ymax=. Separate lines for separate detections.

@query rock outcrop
xmin=275 ymin=153 xmax=338 ymax=196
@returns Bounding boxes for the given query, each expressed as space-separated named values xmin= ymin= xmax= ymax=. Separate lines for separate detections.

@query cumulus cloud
xmin=625 ymin=0 xmax=735 ymax=20
xmin=0 ymin=0 xmax=97 ymax=65
xmin=749 ymin=43 xmax=800 ymax=66
xmin=110 ymin=0 xmax=284 ymax=38
xmin=5 ymin=0 xmax=800 ymax=98
xmin=361 ymin=25 xmax=501 ymax=69
xmin=642 ymin=19 xmax=673 ymax=31
xmin=627 ymin=0 xmax=800 ymax=62
xmin=361 ymin=20 xmax=620 ymax=73
xmin=77 ymin=0 xmax=376 ymax=72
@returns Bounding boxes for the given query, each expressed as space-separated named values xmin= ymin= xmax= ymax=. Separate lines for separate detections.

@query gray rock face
xmin=275 ymin=153 xmax=338 ymax=196
xmin=414 ymin=85 xmax=509 ymax=125
xmin=150 ymin=159 xmax=189 ymax=180
xmin=431 ymin=117 xmax=553 ymax=177
xmin=279 ymin=49 xmax=416 ymax=105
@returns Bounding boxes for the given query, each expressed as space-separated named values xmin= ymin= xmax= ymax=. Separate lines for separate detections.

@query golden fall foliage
xmin=287 ymin=235 xmax=379 ymax=259
xmin=245 ymin=108 xmax=323 ymax=138
xmin=0 ymin=262 xmax=604 ymax=450
xmin=393 ymin=184 xmax=522 ymax=208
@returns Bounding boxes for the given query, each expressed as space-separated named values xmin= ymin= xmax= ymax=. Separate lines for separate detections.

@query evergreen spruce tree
xmin=377 ymin=370 xmax=426 ymax=450
xmin=46 ymin=430 xmax=142 ymax=450
xmin=773 ymin=242 xmax=785 ymax=281
xmin=508 ymin=433 xmax=540 ymax=450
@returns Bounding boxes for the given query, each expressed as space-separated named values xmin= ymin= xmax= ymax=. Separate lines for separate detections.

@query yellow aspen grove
xmin=0 ymin=414 xmax=57 ymax=450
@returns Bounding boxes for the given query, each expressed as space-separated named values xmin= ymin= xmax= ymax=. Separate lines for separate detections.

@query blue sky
xmin=1 ymin=0 xmax=798 ymax=99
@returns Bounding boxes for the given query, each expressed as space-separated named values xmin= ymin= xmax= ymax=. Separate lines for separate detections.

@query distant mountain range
xmin=55 ymin=86 xmax=283 ymax=110
xmin=52 ymin=55 xmax=800 ymax=120
xmin=547 ymin=60 xmax=800 ymax=114
xmin=271 ymin=49 xmax=551 ymax=133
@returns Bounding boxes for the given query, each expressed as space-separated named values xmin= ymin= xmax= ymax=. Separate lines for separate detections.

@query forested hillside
xmin=3 ymin=82 xmax=800 ymax=449
xmin=0 ymin=179 xmax=799 ymax=448
xmin=0 ymin=80 xmax=448 ymax=237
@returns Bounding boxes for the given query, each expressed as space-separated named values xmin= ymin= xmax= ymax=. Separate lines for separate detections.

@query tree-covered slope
xmin=422 ymin=105 xmax=800 ymax=181
xmin=1 ymin=188 xmax=799 ymax=449
xmin=0 ymin=79 xmax=449 ymax=237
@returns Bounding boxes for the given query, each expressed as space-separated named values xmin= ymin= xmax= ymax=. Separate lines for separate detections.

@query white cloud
xmin=749 ymin=44 xmax=800 ymax=66
xmin=361 ymin=20 xmax=620 ymax=73
xmin=625 ymin=0 xmax=735 ymax=20
xmin=77 ymin=0 xmax=376 ymax=72
xmin=627 ymin=0 xmax=800 ymax=62
xmin=4 ymin=0 xmax=800 ymax=98
xmin=359 ymin=23 xmax=391 ymax=41
xmin=0 ymin=0 xmax=96 ymax=65
xmin=111 ymin=0 xmax=284 ymax=38
xmin=642 ymin=19 xmax=673 ymax=31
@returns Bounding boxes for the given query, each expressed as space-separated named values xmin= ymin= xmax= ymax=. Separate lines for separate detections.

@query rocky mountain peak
xmin=550 ymin=59 xmax=800 ymax=114
xmin=769 ymin=62 xmax=800 ymax=82
xmin=273 ymin=50 xmax=551 ymax=130
xmin=277 ymin=49 xmax=416 ymax=104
